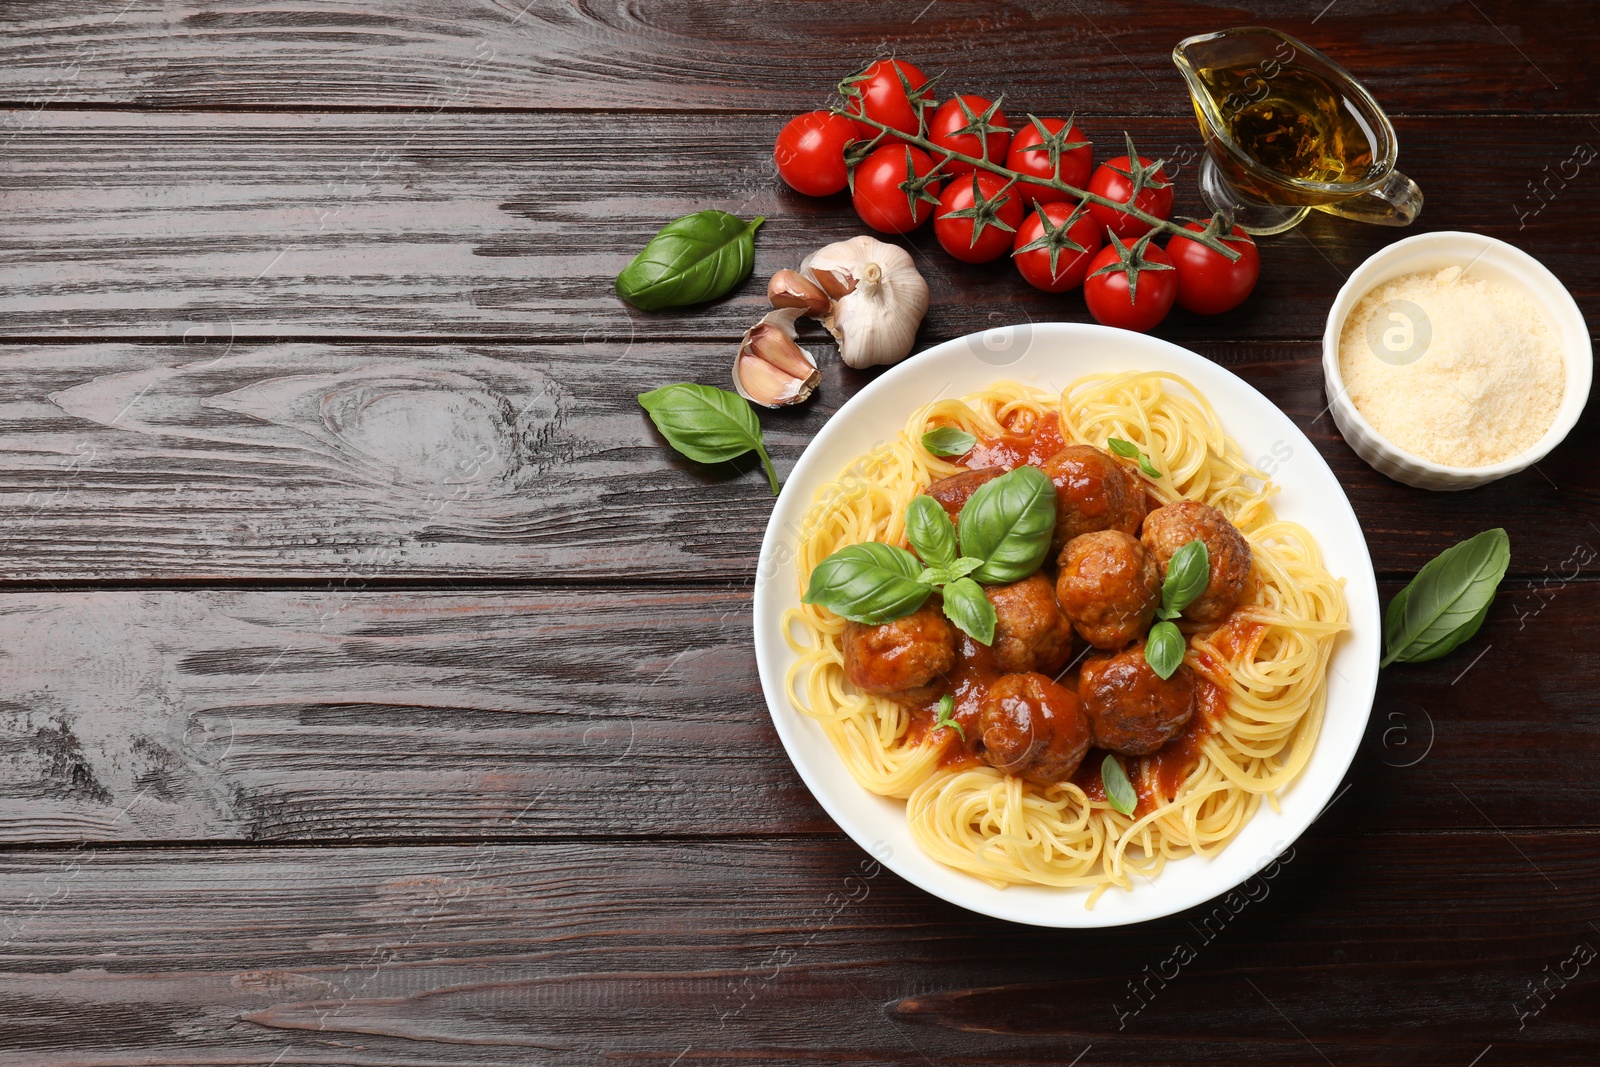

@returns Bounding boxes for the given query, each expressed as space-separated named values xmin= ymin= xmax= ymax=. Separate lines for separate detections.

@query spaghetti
xmin=782 ymin=372 xmax=1347 ymax=902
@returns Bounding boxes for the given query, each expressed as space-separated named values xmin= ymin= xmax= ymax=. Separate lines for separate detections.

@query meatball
xmin=1056 ymin=531 xmax=1161 ymax=649
xmin=1079 ymin=643 xmax=1198 ymax=755
xmin=842 ymin=602 xmax=956 ymax=697
xmin=986 ymin=574 xmax=1075 ymax=675
xmin=1140 ymin=499 xmax=1252 ymax=624
xmin=924 ymin=466 xmax=1004 ymax=523
xmin=1039 ymin=445 xmax=1148 ymax=555
xmin=979 ymin=672 xmax=1092 ymax=786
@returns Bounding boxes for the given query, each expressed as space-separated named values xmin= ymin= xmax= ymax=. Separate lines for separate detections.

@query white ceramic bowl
xmin=753 ymin=322 xmax=1381 ymax=927
xmin=1321 ymin=231 xmax=1592 ymax=490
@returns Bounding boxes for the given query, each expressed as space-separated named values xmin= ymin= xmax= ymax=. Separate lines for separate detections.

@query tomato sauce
xmin=1209 ymin=614 xmax=1269 ymax=661
xmin=1137 ymin=678 xmax=1228 ymax=813
xmin=1194 ymin=612 xmax=1269 ymax=688
xmin=960 ymin=412 xmax=1065 ymax=472
xmin=1062 ymin=678 xmax=1227 ymax=815
xmin=1071 ymin=749 xmax=1110 ymax=801
xmin=904 ymin=635 xmax=1002 ymax=771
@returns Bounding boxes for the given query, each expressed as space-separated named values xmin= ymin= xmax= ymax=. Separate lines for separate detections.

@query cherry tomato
xmin=1166 ymin=220 xmax=1261 ymax=315
xmin=1083 ymin=237 xmax=1178 ymax=332
xmin=934 ymin=172 xmax=1025 ymax=263
xmin=773 ymin=110 xmax=859 ymax=197
xmin=1005 ymin=117 xmax=1093 ymax=204
xmin=1087 ymin=153 xmax=1174 ymax=239
xmin=928 ymin=95 xmax=1012 ymax=175
xmin=843 ymin=59 xmax=932 ymax=145
xmin=1011 ymin=202 xmax=1103 ymax=292
xmin=852 ymin=144 xmax=943 ymax=234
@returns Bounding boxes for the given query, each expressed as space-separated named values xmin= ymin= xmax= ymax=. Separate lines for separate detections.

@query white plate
xmin=753 ymin=322 xmax=1381 ymax=927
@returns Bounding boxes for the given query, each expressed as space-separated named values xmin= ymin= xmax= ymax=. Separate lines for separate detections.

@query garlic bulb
xmin=732 ymin=307 xmax=821 ymax=408
xmin=799 ymin=235 xmax=929 ymax=369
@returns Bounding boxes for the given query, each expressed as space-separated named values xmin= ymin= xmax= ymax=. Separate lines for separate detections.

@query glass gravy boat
xmin=1172 ymin=27 xmax=1422 ymax=235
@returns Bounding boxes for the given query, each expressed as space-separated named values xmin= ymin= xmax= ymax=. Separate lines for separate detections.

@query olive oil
xmin=1173 ymin=27 xmax=1421 ymax=231
xmin=1193 ymin=63 xmax=1380 ymax=205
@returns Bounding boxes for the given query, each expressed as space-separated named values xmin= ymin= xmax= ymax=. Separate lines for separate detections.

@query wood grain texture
xmin=0 ymin=582 xmax=1593 ymax=845
xmin=2 ymin=6 xmax=1598 ymax=1063
xmin=0 ymin=1 xmax=1593 ymax=114
xmin=0 ymin=586 xmax=821 ymax=843
xmin=0 ymin=835 xmax=1595 ymax=1064
xmin=1 ymin=111 xmax=1596 ymax=342
xmin=0 ymin=342 xmax=1593 ymax=582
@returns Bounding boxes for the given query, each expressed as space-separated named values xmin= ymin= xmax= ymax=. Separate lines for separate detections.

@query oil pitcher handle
xmin=1316 ymin=170 xmax=1423 ymax=227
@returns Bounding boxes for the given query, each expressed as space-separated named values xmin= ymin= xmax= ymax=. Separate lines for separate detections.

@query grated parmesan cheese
xmin=1337 ymin=265 xmax=1564 ymax=468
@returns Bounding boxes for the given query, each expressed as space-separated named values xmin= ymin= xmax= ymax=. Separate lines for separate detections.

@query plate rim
xmin=752 ymin=321 xmax=1381 ymax=928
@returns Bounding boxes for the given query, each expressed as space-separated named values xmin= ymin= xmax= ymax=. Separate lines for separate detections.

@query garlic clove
xmin=733 ymin=307 xmax=821 ymax=408
xmin=800 ymin=235 xmax=929 ymax=370
xmin=745 ymin=322 xmax=817 ymax=382
xmin=736 ymin=354 xmax=812 ymax=407
xmin=767 ymin=269 xmax=831 ymax=316
xmin=810 ymin=265 xmax=857 ymax=300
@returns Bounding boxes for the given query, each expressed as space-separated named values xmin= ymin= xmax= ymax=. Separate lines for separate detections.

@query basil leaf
xmin=922 ymin=427 xmax=978 ymax=457
xmin=1383 ymin=581 xmax=1409 ymax=651
xmin=940 ymin=577 xmax=996 ymax=645
xmin=1401 ymin=596 xmax=1494 ymax=663
xmin=1382 ymin=528 xmax=1510 ymax=666
xmin=1102 ymin=754 xmax=1137 ymax=816
xmin=802 ymin=542 xmax=931 ymax=624
xmin=1158 ymin=539 xmax=1210 ymax=620
xmin=638 ymin=383 xmax=779 ymax=495
xmin=1144 ymin=620 xmax=1186 ymax=680
xmin=1107 ymin=437 xmax=1140 ymax=459
xmin=958 ymin=465 xmax=1057 ymax=585
xmin=918 ymin=557 xmax=985 ymax=586
xmin=906 ymin=495 xmax=960 ymax=567
xmin=933 ymin=693 xmax=966 ymax=740
xmin=616 ymin=210 xmax=764 ymax=310
xmin=1107 ymin=436 xmax=1161 ymax=479
xmin=1386 ymin=582 xmax=1490 ymax=664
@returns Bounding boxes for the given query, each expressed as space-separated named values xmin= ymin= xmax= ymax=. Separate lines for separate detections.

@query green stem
xmin=755 ymin=441 xmax=781 ymax=496
xmin=836 ymin=110 xmax=1242 ymax=261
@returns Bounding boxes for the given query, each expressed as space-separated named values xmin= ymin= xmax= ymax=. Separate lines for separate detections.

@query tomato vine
xmin=833 ymin=75 xmax=1242 ymax=263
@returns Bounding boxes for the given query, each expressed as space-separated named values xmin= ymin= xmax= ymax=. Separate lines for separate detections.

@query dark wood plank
xmin=0 ymin=112 xmax=1595 ymax=342
xmin=0 ymin=8 xmax=1592 ymax=1066
xmin=0 ymin=587 xmax=823 ymax=843
xmin=0 ymin=1 xmax=1592 ymax=114
xmin=0 ymin=342 xmax=1592 ymax=582
xmin=0 ymin=581 xmax=1594 ymax=845
xmin=0 ymin=834 xmax=1594 ymax=1064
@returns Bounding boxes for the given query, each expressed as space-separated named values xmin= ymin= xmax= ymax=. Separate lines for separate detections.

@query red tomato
xmin=1005 ymin=117 xmax=1093 ymax=204
xmin=843 ymin=59 xmax=933 ymax=144
xmin=1011 ymin=202 xmax=1103 ymax=292
xmin=1166 ymin=220 xmax=1261 ymax=315
xmin=1083 ymin=236 xmax=1178 ymax=331
xmin=853 ymin=144 xmax=943 ymax=233
xmin=928 ymin=95 xmax=1012 ymax=175
xmin=934 ymin=172 xmax=1025 ymax=263
xmin=773 ymin=110 xmax=859 ymax=197
xmin=1087 ymin=153 xmax=1174 ymax=239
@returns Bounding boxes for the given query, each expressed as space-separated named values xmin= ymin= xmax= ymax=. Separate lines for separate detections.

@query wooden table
xmin=1 ymin=4 xmax=1595 ymax=1064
